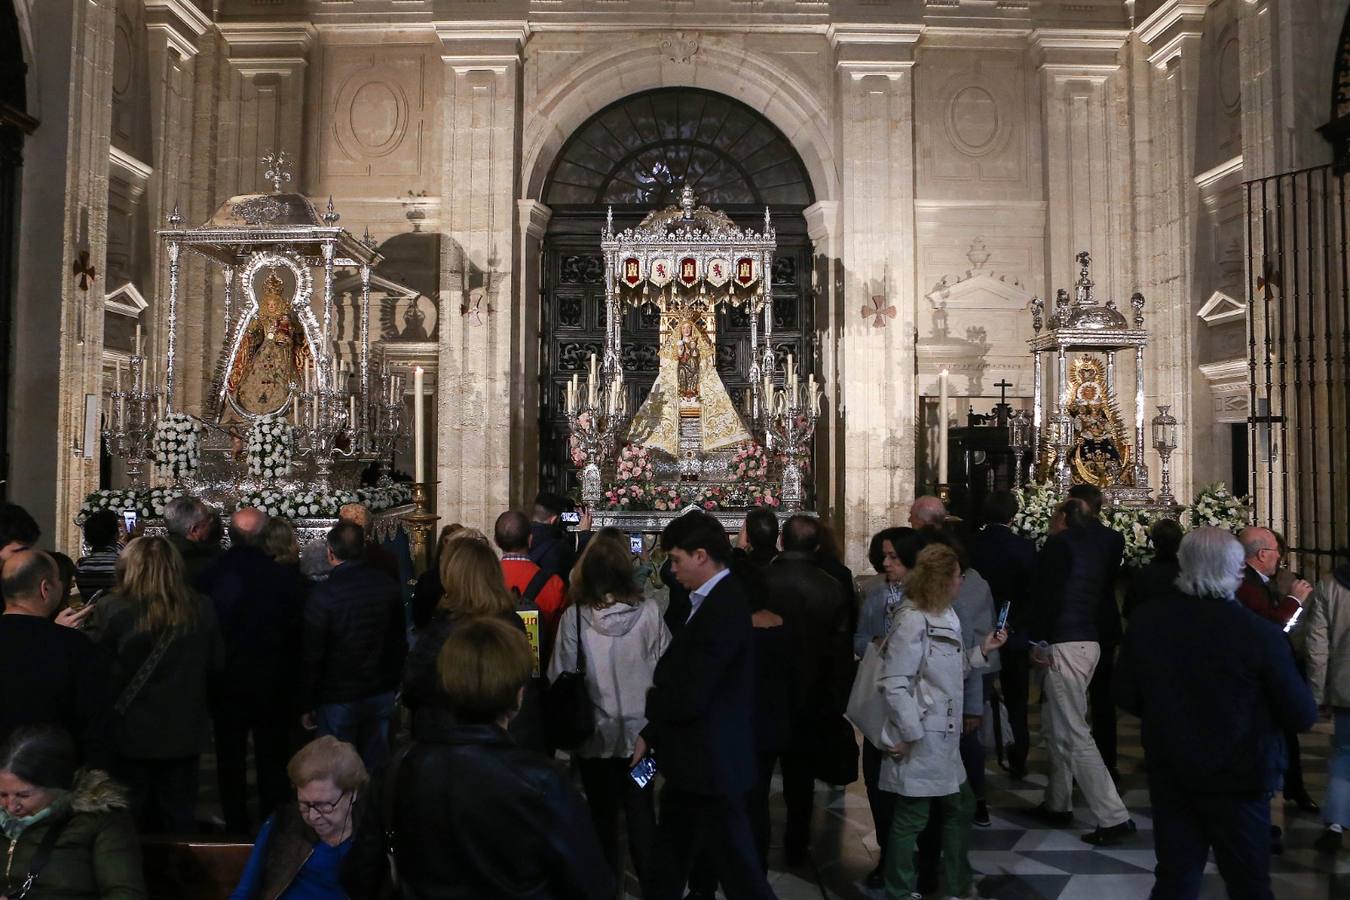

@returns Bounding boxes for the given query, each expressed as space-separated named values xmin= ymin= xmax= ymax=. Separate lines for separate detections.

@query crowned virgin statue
xmin=226 ymin=271 xmax=311 ymax=417
xmin=627 ymin=313 xmax=750 ymax=457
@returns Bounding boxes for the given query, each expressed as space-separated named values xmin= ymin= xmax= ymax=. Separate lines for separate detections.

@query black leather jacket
xmin=341 ymin=721 xmax=611 ymax=900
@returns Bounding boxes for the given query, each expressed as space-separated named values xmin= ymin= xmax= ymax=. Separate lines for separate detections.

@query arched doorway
xmin=538 ymin=87 xmax=816 ymax=497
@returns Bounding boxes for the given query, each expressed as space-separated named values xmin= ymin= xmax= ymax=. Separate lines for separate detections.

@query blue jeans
xmin=315 ymin=690 xmax=397 ymax=771
xmin=1326 ymin=710 xmax=1350 ymax=827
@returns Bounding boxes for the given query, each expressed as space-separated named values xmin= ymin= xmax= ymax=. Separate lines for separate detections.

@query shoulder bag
xmin=544 ymin=604 xmax=596 ymax=750
xmin=6 ymin=811 xmax=72 ymax=900
xmin=845 ymin=612 xmax=930 ymax=750
xmin=113 ymin=627 xmax=177 ymax=716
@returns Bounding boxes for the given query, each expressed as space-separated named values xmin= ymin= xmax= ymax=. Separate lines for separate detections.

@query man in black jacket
xmin=1030 ymin=499 xmax=1133 ymax=844
xmin=1118 ymin=527 xmax=1318 ymax=899
xmin=636 ymin=511 xmax=774 ymax=900
xmin=753 ymin=514 xmax=852 ymax=867
xmin=300 ymin=521 xmax=407 ymax=771
xmin=199 ymin=506 xmax=306 ymax=833
xmin=969 ymin=490 xmax=1038 ymax=778
xmin=1068 ymin=484 xmax=1126 ymax=778
xmin=529 ymin=491 xmax=578 ymax=584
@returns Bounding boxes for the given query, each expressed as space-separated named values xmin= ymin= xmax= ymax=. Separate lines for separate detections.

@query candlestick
xmin=413 ymin=365 xmax=425 ymax=483
xmin=348 ymin=394 xmax=357 ymax=430
xmin=114 ymin=361 xmax=122 ymax=393
xmin=938 ymin=369 xmax=950 ymax=485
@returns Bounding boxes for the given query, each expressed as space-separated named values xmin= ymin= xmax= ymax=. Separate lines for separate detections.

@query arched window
xmin=538 ymin=88 xmax=817 ymax=497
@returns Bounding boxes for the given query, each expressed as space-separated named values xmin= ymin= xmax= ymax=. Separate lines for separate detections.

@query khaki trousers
xmin=1042 ymin=640 xmax=1130 ymax=827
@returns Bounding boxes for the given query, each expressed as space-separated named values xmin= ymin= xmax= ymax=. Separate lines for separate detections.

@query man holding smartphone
xmin=634 ymin=511 xmax=774 ymax=900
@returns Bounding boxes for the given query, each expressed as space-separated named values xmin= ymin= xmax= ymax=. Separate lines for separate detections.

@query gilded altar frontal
xmin=4 ymin=0 xmax=1349 ymax=576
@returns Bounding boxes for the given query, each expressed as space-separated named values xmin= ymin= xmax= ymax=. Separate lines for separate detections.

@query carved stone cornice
xmin=143 ymin=0 xmax=212 ymax=59
xmin=1137 ymin=0 xmax=1206 ymax=68
xmin=1031 ymin=28 xmax=1129 ymax=76
xmin=218 ymin=21 xmax=318 ymax=70
xmin=434 ymin=20 xmax=528 ymax=71
xmin=829 ymin=23 xmax=923 ymax=77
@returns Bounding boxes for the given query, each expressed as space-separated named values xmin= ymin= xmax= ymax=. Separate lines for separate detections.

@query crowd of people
xmin=0 ymin=481 xmax=1347 ymax=900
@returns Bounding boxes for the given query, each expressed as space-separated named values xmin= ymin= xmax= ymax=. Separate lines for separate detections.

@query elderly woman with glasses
xmin=229 ymin=737 xmax=368 ymax=900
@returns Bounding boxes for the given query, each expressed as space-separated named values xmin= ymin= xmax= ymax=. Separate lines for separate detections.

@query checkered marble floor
xmin=732 ymin=711 xmax=1347 ymax=900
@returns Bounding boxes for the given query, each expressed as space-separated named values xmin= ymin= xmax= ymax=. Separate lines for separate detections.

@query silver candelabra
xmin=758 ymin=354 xmax=821 ymax=512
xmin=565 ymin=354 xmax=630 ymax=507
xmin=106 ymin=355 xmax=161 ymax=486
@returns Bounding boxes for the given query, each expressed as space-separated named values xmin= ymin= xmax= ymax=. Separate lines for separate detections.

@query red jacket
xmin=501 ymin=558 xmax=567 ymax=636
xmin=1236 ymin=564 xmax=1300 ymax=627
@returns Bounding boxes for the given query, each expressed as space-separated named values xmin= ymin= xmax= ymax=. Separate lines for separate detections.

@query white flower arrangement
xmin=152 ymin=412 xmax=202 ymax=479
xmin=1184 ymin=482 xmax=1252 ymax=533
xmin=238 ymin=487 xmax=297 ymax=519
xmin=76 ymin=487 xmax=183 ymax=525
xmin=246 ymin=414 xmax=294 ymax=480
xmin=1011 ymin=481 xmax=1060 ymax=547
xmin=237 ymin=483 xmax=413 ymax=520
xmin=1103 ymin=507 xmax=1161 ymax=569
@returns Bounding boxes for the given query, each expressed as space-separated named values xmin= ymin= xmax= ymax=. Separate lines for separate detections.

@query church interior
xmin=3 ymin=0 xmax=1350 ymax=898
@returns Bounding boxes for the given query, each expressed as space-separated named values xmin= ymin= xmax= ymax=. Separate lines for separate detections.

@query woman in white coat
xmin=548 ymin=528 xmax=671 ymax=891
xmin=877 ymin=543 xmax=1007 ymax=900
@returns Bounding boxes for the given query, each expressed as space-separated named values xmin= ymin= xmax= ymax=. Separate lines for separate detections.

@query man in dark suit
xmin=753 ymin=514 xmax=852 ymax=867
xmin=969 ymin=490 xmax=1039 ymax=778
xmin=1068 ymin=484 xmax=1126 ymax=778
xmin=199 ymin=506 xmax=306 ymax=833
xmin=1236 ymin=525 xmax=1317 ymax=812
xmin=635 ymin=511 xmax=774 ymax=900
xmin=300 ymin=521 xmax=408 ymax=771
xmin=1118 ymin=527 xmax=1317 ymax=898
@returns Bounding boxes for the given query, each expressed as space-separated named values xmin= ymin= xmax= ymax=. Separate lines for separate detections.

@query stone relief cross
xmin=861 ymin=295 xmax=896 ymax=328
xmin=71 ymin=249 xmax=97 ymax=291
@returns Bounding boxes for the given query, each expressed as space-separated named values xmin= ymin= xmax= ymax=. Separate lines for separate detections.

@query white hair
xmin=163 ymin=496 xmax=209 ymax=538
xmin=1176 ymin=527 xmax=1246 ymax=599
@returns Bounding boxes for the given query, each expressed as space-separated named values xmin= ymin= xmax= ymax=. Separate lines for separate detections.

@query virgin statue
xmin=226 ymin=271 xmax=311 ymax=417
xmin=627 ymin=314 xmax=750 ymax=457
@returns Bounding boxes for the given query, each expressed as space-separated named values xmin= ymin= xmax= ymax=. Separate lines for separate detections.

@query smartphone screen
xmin=630 ymin=756 xmax=657 ymax=789
xmin=630 ymin=535 xmax=644 ymax=555
xmin=996 ymin=601 xmax=1011 ymax=632
xmin=122 ymin=510 xmax=138 ymax=534
xmin=560 ymin=511 xmax=581 ymax=525
xmin=1284 ymin=605 xmax=1304 ymax=634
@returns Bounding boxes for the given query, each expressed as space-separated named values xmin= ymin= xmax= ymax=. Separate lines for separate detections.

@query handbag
xmin=544 ymin=605 xmax=596 ymax=750
xmin=845 ymin=641 xmax=889 ymax=748
xmin=812 ymin=714 xmax=860 ymax=785
xmin=6 ymin=811 xmax=71 ymax=899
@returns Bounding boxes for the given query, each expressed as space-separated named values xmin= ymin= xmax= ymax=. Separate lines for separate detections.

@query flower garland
xmin=731 ymin=442 xmax=770 ymax=481
xmin=1184 ymin=482 xmax=1251 ymax=533
xmin=76 ymin=487 xmax=184 ymax=525
xmin=615 ymin=443 xmax=654 ymax=484
xmin=152 ymin=413 xmax=202 ymax=479
xmin=237 ymin=483 xmax=414 ymax=519
xmin=246 ymin=414 xmax=294 ymax=480
xmin=601 ymin=482 xmax=778 ymax=512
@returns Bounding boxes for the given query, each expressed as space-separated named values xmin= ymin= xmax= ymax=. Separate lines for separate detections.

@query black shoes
xmin=1030 ymin=803 xmax=1074 ymax=827
xmin=1081 ymin=819 xmax=1137 ymax=846
xmin=973 ymin=800 xmax=992 ymax=827
xmin=1286 ymin=791 xmax=1321 ymax=814
xmin=1315 ymin=827 xmax=1343 ymax=854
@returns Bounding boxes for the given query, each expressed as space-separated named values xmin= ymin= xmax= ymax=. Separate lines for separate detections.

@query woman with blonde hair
xmin=411 ymin=523 xmax=466 ymax=629
xmin=93 ymin=535 xmax=221 ymax=832
xmin=402 ymin=535 xmax=529 ymax=735
xmin=258 ymin=516 xmax=300 ymax=567
xmin=549 ymin=530 xmax=670 ymax=886
xmin=877 ymin=542 xmax=1006 ymax=899
xmin=229 ymin=736 xmax=368 ymax=899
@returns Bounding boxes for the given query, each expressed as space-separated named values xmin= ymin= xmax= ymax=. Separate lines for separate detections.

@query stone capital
xmin=829 ymin=23 xmax=922 ymax=78
xmin=803 ymin=201 xmax=841 ymax=252
xmin=143 ymin=0 xmax=211 ymax=60
xmin=517 ymin=199 xmax=552 ymax=242
xmin=218 ymin=21 xmax=317 ymax=71
xmin=1031 ymin=28 xmax=1128 ymax=77
xmin=1137 ymin=0 xmax=1207 ymax=68
xmin=435 ymin=20 xmax=528 ymax=72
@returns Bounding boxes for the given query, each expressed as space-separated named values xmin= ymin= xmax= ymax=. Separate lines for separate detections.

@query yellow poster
xmin=517 ymin=608 xmax=541 ymax=677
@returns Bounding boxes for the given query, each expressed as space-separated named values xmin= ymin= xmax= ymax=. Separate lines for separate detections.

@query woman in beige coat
xmin=1306 ymin=561 xmax=1350 ymax=853
xmin=877 ymin=544 xmax=1006 ymax=899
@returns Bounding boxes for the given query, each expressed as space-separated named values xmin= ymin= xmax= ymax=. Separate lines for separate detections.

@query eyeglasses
xmin=298 ymin=790 xmax=348 ymax=816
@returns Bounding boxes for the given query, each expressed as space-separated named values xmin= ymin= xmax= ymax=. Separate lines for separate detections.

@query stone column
xmin=803 ymin=199 xmax=842 ymax=519
xmin=144 ymin=0 xmax=209 ymax=411
xmin=833 ymin=25 xmax=922 ymax=566
xmin=1032 ymin=29 xmax=1131 ymax=301
xmin=1138 ymin=1 xmax=1205 ymax=508
xmin=514 ymin=200 xmax=552 ymax=511
xmin=10 ymin=0 xmax=116 ymax=548
xmin=435 ymin=22 xmax=527 ymax=531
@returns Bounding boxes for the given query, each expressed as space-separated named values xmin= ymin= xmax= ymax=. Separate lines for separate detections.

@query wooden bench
xmin=140 ymin=836 xmax=252 ymax=900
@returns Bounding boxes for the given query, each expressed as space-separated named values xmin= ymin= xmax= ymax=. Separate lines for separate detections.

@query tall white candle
xmin=348 ymin=394 xmax=357 ymax=430
xmin=413 ymin=365 xmax=425 ymax=482
xmin=134 ymin=321 xmax=142 ymax=357
xmin=938 ymin=369 xmax=950 ymax=484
